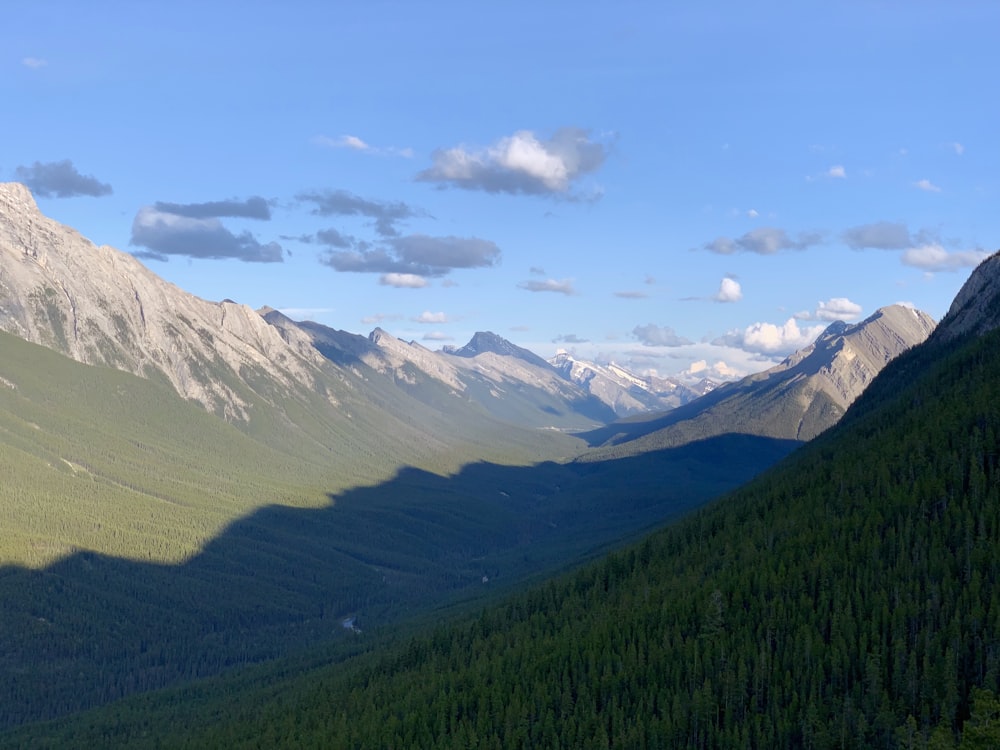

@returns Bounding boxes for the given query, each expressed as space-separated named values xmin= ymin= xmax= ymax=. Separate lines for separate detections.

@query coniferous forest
xmin=9 ymin=319 xmax=1000 ymax=747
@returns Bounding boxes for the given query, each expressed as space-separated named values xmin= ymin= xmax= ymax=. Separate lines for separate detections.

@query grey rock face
xmin=584 ymin=304 xmax=936 ymax=454
xmin=0 ymin=182 xmax=323 ymax=419
xmin=932 ymin=251 xmax=1000 ymax=342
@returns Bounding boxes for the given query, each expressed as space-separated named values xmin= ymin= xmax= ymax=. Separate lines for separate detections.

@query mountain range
xmin=582 ymin=303 xmax=936 ymax=457
xmin=7 ymin=243 xmax=998 ymax=748
xmin=0 ymin=181 xmax=964 ymax=741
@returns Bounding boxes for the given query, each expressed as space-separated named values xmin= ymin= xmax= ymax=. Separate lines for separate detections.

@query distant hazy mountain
xmin=582 ymin=304 xmax=936 ymax=456
xmin=549 ymin=351 xmax=714 ymax=417
xmin=263 ymin=309 xmax=617 ymax=430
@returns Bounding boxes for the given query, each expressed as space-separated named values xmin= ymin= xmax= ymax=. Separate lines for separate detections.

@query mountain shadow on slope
xmin=38 ymin=289 xmax=1000 ymax=750
xmin=0 ymin=433 xmax=796 ymax=731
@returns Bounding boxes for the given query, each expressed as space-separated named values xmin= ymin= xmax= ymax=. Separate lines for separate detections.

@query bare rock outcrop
xmin=0 ymin=182 xmax=323 ymax=418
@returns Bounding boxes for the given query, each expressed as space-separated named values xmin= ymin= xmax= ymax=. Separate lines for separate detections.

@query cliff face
xmin=931 ymin=251 xmax=1000 ymax=343
xmin=0 ymin=182 xmax=322 ymax=418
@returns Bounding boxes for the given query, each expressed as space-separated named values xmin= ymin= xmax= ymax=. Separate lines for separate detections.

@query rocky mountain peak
xmin=932 ymin=251 xmax=1000 ymax=342
xmin=0 ymin=182 xmax=323 ymax=419
xmin=451 ymin=331 xmax=552 ymax=370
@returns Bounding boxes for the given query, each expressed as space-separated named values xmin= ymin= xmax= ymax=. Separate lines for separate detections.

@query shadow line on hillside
xmin=0 ymin=432 xmax=800 ymax=731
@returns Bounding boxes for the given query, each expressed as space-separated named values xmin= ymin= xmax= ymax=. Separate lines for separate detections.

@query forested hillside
xmin=18 ymin=322 xmax=999 ymax=748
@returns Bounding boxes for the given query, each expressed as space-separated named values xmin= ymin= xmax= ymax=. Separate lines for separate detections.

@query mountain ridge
xmin=582 ymin=303 xmax=936 ymax=455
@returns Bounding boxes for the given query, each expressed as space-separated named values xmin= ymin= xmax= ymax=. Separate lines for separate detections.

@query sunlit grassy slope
xmin=0 ymin=330 xmax=580 ymax=567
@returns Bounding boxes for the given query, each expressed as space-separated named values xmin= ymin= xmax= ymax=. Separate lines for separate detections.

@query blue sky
xmin=4 ymin=1 xmax=997 ymax=381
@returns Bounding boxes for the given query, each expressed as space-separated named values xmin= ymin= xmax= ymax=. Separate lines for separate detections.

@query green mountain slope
xmin=0 ymin=329 xmax=795 ymax=731
xmin=29 ymin=292 xmax=1000 ymax=747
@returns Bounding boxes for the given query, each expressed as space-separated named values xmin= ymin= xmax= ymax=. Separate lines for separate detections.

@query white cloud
xmin=414 ymin=311 xmax=449 ymax=324
xmin=517 ymin=278 xmax=577 ymax=295
xmin=901 ymin=244 xmax=989 ymax=272
xmin=794 ymin=297 xmax=863 ymax=321
xmin=22 ymin=57 xmax=47 ymax=69
xmin=951 ymin=142 xmax=965 ymax=156
xmin=681 ymin=359 xmax=742 ymax=380
xmin=417 ymin=127 xmax=608 ymax=196
xmin=716 ymin=318 xmax=826 ymax=356
xmin=828 ymin=165 xmax=846 ymax=178
xmin=914 ymin=178 xmax=942 ymax=193
xmin=379 ymin=273 xmax=428 ymax=288
xmin=713 ymin=277 xmax=743 ymax=303
xmin=746 ymin=208 xmax=759 ymax=218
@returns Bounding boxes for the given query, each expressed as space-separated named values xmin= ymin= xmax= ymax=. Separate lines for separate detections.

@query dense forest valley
xmin=5 ymin=284 xmax=1000 ymax=748
xmin=2 ymin=184 xmax=999 ymax=747
xmin=3 ymin=256 xmax=1000 ymax=748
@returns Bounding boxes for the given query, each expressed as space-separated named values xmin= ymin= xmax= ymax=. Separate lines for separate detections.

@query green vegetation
xmin=14 ymin=325 xmax=1000 ymax=748
xmin=0 ymin=330 xmax=793 ymax=731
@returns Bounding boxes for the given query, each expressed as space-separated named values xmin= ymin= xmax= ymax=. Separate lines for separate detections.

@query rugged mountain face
xmin=0 ymin=182 xmax=323 ymax=420
xmin=264 ymin=312 xmax=616 ymax=429
xmin=582 ymin=304 xmax=936 ymax=455
xmin=549 ymin=351 xmax=712 ymax=417
xmin=448 ymin=331 xmax=552 ymax=370
xmin=931 ymin=249 xmax=1000 ymax=342
xmin=0 ymin=183 xmax=612 ymax=438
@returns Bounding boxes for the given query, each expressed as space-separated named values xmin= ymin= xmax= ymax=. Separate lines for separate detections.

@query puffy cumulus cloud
xmin=15 ymin=159 xmax=112 ymax=198
xmin=414 ymin=311 xmax=449 ymax=324
xmin=713 ymin=277 xmax=743 ymax=303
xmin=297 ymin=189 xmax=424 ymax=238
xmin=517 ymin=278 xmax=577 ymax=295
xmin=701 ymin=227 xmax=822 ymax=255
xmin=795 ymin=298 xmax=863 ymax=321
xmin=379 ymin=273 xmax=427 ymax=288
xmin=828 ymin=165 xmax=846 ymax=178
xmin=153 ymin=196 xmax=271 ymax=220
xmin=681 ymin=359 xmax=743 ymax=380
xmin=901 ymin=244 xmax=989 ymax=272
xmin=130 ymin=206 xmax=283 ymax=263
xmin=417 ymin=127 xmax=608 ymax=197
xmin=632 ymin=324 xmax=692 ymax=347
xmin=842 ymin=221 xmax=913 ymax=250
xmin=815 ymin=297 xmax=862 ymax=321
xmin=323 ymin=235 xmax=500 ymax=278
xmin=714 ymin=318 xmax=825 ymax=356
xmin=313 ymin=134 xmax=414 ymax=158
xmin=914 ymin=178 xmax=942 ymax=193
